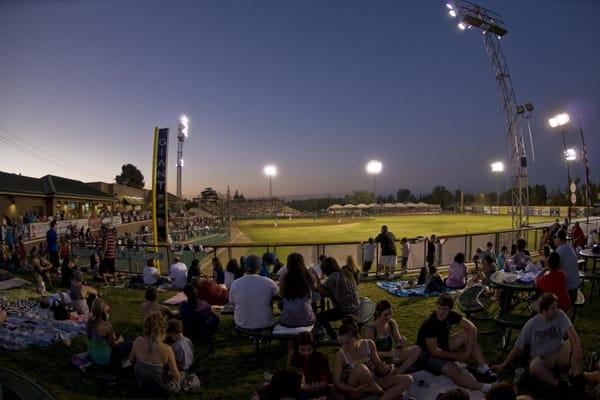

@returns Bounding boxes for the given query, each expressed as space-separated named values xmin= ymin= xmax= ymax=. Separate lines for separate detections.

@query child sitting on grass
xmin=166 ymin=319 xmax=194 ymax=372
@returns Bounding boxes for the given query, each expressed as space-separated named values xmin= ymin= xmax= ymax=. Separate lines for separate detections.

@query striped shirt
xmin=102 ymin=230 xmax=116 ymax=259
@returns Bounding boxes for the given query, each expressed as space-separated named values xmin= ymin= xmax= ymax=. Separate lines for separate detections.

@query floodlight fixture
xmin=366 ymin=160 xmax=383 ymax=175
xmin=549 ymin=113 xmax=570 ymax=128
xmin=178 ymin=114 xmax=189 ymax=138
xmin=564 ymin=148 xmax=576 ymax=161
xmin=458 ymin=22 xmax=466 ymax=30
xmin=491 ymin=161 xmax=505 ymax=173
xmin=263 ymin=165 xmax=277 ymax=177
xmin=449 ymin=9 xmax=457 ymax=17
xmin=446 ymin=3 xmax=454 ymax=9
xmin=524 ymin=103 xmax=534 ymax=112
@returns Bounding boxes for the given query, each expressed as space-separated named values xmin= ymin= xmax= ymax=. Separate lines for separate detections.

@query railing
xmin=71 ymin=217 xmax=599 ymax=275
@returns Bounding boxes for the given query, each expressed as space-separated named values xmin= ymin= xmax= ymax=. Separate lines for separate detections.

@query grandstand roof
xmin=328 ymin=204 xmax=343 ymax=209
xmin=356 ymin=203 xmax=369 ymax=209
xmin=343 ymin=203 xmax=356 ymax=208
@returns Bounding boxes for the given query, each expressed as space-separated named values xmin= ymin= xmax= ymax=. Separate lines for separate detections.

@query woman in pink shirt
xmin=445 ymin=253 xmax=467 ymax=289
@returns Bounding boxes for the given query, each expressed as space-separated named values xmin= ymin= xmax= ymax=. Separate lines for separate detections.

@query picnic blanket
xmin=406 ymin=369 xmax=484 ymax=400
xmin=0 ymin=300 xmax=85 ymax=350
xmin=163 ymin=292 xmax=187 ymax=305
xmin=376 ymin=281 xmax=449 ymax=297
xmin=0 ymin=278 xmax=31 ymax=291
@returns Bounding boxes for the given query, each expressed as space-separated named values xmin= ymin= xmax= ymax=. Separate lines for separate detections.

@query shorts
xmin=99 ymin=258 xmax=116 ymax=274
xmin=419 ymin=351 xmax=451 ymax=375
xmin=531 ymin=340 xmax=572 ymax=370
xmin=380 ymin=255 xmax=397 ymax=267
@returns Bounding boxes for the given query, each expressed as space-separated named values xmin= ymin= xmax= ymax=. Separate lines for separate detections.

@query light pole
xmin=263 ymin=165 xmax=277 ymax=199
xmin=549 ymin=113 xmax=574 ymax=224
xmin=176 ymin=115 xmax=189 ymax=199
xmin=366 ymin=160 xmax=382 ymax=203
xmin=491 ymin=161 xmax=505 ymax=206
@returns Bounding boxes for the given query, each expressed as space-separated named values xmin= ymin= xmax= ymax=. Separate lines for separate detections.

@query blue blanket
xmin=376 ymin=281 xmax=449 ymax=297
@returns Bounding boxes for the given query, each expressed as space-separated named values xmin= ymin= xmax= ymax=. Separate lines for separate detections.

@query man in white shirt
xmin=229 ymin=255 xmax=278 ymax=330
xmin=143 ymin=258 xmax=169 ymax=286
xmin=169 ymin=256 xmax=188 ymax=290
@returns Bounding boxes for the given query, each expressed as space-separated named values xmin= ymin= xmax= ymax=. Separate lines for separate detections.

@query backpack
xmin=51 ymin=295 xmax=70 ymax=320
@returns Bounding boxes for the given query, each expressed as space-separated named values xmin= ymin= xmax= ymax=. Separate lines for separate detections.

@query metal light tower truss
xmin=447 ymin=0 xmax=529 ymax=230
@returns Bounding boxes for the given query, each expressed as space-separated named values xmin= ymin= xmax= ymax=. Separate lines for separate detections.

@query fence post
xmin=227 ymin=247 xmax=232 ymax=263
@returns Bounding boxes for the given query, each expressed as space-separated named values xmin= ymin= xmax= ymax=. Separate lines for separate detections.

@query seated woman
xmin=362 ymin=300 xmax=421 ymax=374
xmin=287 ymin=332 xmax=339 ymax=399
xmin=535 ymin=252 xmax=570 ymax=312
xmin=343 ymin=255 xmax=361 ymax=286
xmin=70 ymin=274 xmax=98 ymax=314
xmin=85 ymin=299 xmax=131 ymax=367
xmin=445 ymin=253 xmax=467 ymax=289
xmin=224 ymin=259 xmax=242 ymax=290
xmin=425 ymin=265 xmax=445 ymax=294
xmin=141 ymin=286 xmax=176 ymax=318
xmin=333 ymin=316 xmax=413 ymax=400
xmin=179 ymin=284 xmax=219 ymax=340
xmin=129 ymin=312 xmax=182 ymax=394
xmin=211 ymin=257 xmax=225 ymax=285
xmin=314 ymin=257 xmax=359 ymax=340
xmin=471 ymin=255 xmax=497 ymax=285
xmin=186 ymin=259 xmax=202 ymax=284
xmin=192 ymin=277 xmax=229 ymax=306
xmin=279 ymin=253 xmax=316 ymax=328
xmin=61 ymin=255 xmax=79 ymax=288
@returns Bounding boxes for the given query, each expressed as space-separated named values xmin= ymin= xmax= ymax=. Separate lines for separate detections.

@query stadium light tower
xmin=445 ymin=1 xmax=531 ymax=231
xmin=491 ymin=161 xmax=505 ymax=206
xmin=176 ymin=115 xmax=189 ymax=199
xmin=549 ymin=113 xmax=574 ymax=223
xmin=263 ymin=164 xmax=277 ymax=199
xmin=366 ymin=160 xmax=383 ymax=202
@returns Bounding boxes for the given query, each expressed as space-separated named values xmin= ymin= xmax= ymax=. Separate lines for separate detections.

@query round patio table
xmin=490 ymin=271 xmax=539 ymax=314
xmin=579 ymin=249 xmax=600 ymax=274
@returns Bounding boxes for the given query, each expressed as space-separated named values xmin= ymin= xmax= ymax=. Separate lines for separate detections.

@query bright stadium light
xmin=366 ymin=160 xmax=382 ymax=202
xmin=264 ymin=164 xmax=277 ymax=199
xmin=548 ymin=112 xmax=570 ymax=128
xmin=458 ymin=22 xmax=466 ymax=30
xmin=446 ymin=3 xmax=453 ymax=9
xmin=491 ymin=161 xmax=505 ymax=173
xmin=449 ymin=9 xmax=457 ymax=17
xmin=179 ymin=114 xmax=189 ymax=137
xmin=366 ymin=160 xmax=382 ymax=175
xmin=564 ymin=148 xmax=576 ymax=161
xmin=263 ymin=165 xmax=277 ymax=177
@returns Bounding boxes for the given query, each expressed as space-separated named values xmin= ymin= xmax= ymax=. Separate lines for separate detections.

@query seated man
xmin=169 ymin=256 xmax=188 ymax=290
xmin=416 ymin=293 xmax=497 ymax=394
xmin=493 ymin=293 xmax=586 ymax=397
xmin=143 ymin=258 xmax=170 ymax=287
xmin=229 ymin=255 xmax=278 ymax=330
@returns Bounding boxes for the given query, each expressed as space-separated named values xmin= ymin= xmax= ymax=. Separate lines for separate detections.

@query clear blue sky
xmin=0 ymin=0 xmax=598 ymax=199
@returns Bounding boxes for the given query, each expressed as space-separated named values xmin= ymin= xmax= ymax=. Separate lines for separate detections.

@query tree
xmin=115 ymin=164 xmax=145 ymax=188
xmin=396 ymin=188 xmax=415 ymax=203
xmin=428 ymin=186 xmax=454 ymax=208
xmin=344 ymin=190 xmax=374 ymax=204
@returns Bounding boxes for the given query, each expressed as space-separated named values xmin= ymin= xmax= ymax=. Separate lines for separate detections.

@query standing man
xmin=554 ymin=230 xmax=580 ymax=305
xmin=427 ymin=234 xmax=437 ymax=268
xmin=375 ymin=225 xmax=397 ymax=279
xmin=46 ymin=220 xmax=60 ymax=271
xmin=99 ymin=225 xmax=117 ymax=285
xmin=400 ymin=237 xmax=410 ymax=274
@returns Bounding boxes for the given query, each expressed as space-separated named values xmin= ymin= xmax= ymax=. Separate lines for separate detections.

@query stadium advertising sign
xmin=152 ymin=127 xmax=170 ymax=245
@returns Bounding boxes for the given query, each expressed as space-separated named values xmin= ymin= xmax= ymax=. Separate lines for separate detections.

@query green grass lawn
xmin=1 ymin=269 xmax=599 ymax=399
xmin=236 ymin=215 xmax=554 ymax=244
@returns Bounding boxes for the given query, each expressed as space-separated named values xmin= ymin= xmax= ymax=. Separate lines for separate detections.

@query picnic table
xmin=489 ymin=271 xmax=538 ymax=314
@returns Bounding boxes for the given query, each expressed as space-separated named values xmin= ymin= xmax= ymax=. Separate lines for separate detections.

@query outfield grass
xmin=1 ymin=269 xmax=599 ymax=400
xmin=236 ymin=215 xmax=554 ymax=244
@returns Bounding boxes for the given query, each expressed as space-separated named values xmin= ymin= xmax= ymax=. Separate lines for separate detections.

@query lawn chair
xmin=357 ymin=297 xmax=375 ymax=326
xmin=571 ymin=289 xmax=585 ymax=324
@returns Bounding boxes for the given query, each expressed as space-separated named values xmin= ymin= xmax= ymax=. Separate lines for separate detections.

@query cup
xmin=514 ymin=367 xmax=525 ymax=384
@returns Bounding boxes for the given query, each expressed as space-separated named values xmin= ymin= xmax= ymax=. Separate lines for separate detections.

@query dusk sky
xmin=0 ymin=0 xmax=598 ymax=199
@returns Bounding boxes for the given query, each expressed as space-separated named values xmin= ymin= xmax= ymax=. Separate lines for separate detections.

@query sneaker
xmin=477 ymin=369 xmax=498 ymax=383
xmin=589 ymin=351 xmax=599 ymax=372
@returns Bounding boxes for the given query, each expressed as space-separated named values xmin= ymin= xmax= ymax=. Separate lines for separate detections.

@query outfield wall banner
xmin=491 ymin=206 xmax=499 ymax=215
xmin=152 ymin=127 xmax=170 ymax=245
xmin=102 ymin=216 xmax=122 ymax=226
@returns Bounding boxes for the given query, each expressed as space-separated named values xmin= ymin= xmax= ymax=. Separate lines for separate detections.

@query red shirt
xmin=535 ymin=270 xmax=571 ymax=312
xmin=196 ymin=279 xmax=229 ymax=306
